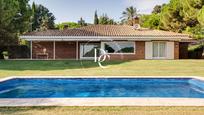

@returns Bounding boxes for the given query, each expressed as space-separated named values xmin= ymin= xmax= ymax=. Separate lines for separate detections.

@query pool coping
xmin=0 ymin=76 xmax=204 ymax=107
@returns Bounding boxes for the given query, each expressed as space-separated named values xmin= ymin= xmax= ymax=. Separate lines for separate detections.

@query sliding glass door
xmin=153 ymin=42 xmax=166 ymax=59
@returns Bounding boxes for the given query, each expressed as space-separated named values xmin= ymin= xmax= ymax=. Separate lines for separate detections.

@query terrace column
xmin=30 ymin=41 xmax=32 ymax=60
xmin=53 ymin=41 xmax=56 ymax=60
xmin=76 ymin=41 xmax=79 ymax=60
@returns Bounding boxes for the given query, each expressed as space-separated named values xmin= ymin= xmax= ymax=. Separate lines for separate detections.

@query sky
xmin=29 ymin=0 xmax=169 ymax=24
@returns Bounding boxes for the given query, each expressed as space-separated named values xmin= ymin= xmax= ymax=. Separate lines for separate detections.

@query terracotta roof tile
xmin=23 ymin=25 xmax=190 ymax=38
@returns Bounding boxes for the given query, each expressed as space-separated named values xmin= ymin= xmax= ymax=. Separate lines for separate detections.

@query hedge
xmin=0 ymin=45 xmax=30 ymax=59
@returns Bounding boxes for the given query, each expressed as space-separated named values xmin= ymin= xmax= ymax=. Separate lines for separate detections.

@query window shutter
xmin=145 ymin=42 xmax=153 ymax=59
xmin=166 ymin=42 xmax=174 ymax=59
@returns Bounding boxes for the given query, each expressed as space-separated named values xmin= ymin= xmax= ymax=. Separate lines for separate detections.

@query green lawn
xmin=0 ymin=60 xmax=204 ymax=115
xmin=1 ymin=106 xmax=204 ymax=115
xmin=0 ymin=60 xmax=204 ymax=77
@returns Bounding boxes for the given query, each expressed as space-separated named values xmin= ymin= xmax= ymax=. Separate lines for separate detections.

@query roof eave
xmin=20 ymin=35 xmax=190 ymax=41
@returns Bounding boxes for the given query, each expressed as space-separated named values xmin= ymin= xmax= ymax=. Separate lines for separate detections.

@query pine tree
xmin=94 ymin=11 xmax=99 ymax=25
xmin=159 ymin=0 xmax=204 ymax=32
xmin=0 ymin=0 xmax=31 ymax=46
xmin=198 ymin=6 xmax=204 ymax=26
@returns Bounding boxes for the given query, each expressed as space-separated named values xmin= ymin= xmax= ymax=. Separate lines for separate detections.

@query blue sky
xmin=29 ymin=0 xmax=169 ymax=24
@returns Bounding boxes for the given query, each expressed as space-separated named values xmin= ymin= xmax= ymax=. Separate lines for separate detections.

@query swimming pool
xmin=0 ymin=77 xmax=204 ymax=98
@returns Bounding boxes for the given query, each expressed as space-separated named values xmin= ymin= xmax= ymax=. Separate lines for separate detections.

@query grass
xmin=0 ymin=60 xmax=204 ymax=77
xmin=0 ymin=60 xmax=204 ymax=115
xmin=1 ymin=106 xmax=204 ymax=115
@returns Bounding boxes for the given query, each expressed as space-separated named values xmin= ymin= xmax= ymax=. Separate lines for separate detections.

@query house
xmin=20 ymin=25 xmax=192 ymax=60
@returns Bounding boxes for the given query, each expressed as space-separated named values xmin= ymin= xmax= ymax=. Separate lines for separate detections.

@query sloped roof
xmin=21 ymin=25 xmax=193 ymax=42
xmin=23 ymin=25 xmax=189 ymax=37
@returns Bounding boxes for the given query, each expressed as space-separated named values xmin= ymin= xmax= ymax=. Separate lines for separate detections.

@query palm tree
xmin=121 ymin=6 xmax=139 ymax=26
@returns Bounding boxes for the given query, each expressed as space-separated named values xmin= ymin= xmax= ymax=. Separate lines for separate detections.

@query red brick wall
xmin=174 ymin=41 xmax=179 ymax=59
xmin=109 ymin=41 xmax=145 ymax=60
xmin=32 ymin=41 xmax=54 ymax=59
xmin=55 ymin=42 xmax=76 ymax=59
xmin=32 ymin=41 xmax=76 ymax=59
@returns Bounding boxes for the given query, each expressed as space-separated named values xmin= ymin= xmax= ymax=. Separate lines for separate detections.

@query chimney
xmin=133 ymin=16 xmax=141 ymax=30
xmin=133 ymin=16 xmax=140 ymax=25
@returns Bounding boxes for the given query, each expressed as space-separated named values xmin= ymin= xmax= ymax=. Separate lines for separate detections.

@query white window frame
xmin=152 ymin=42 xmax=167 ymax=59
xmin=80 ymin=43 xmax=100 ymax=60
xmin=101 ymin=41 xmax=136 ymax=55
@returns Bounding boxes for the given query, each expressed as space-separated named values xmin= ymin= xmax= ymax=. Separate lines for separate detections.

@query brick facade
xmin=32 ymin=41 xmax=187 ymax=60
xmin=174 ymin=42 xmax=180 ymax=59
xmin=32 ymin=41 xmax=76 ymax=59
xmin=55 ymin=42 xmax=76 ymax=59
xmin=32 ymin=41 xmax=54 ymax=59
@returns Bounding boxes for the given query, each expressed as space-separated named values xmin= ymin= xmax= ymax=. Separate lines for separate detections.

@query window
xmin=153 ymin=42 xmax=166 ymax=58
xmin=104 ymin=42 xmax=135 ymax=54
xmin=80 ymin=43 xmax=100 ymax=59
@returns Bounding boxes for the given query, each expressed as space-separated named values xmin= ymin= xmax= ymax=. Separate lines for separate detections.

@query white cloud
xmin=124 ymin=0 xmax=169 ymax=14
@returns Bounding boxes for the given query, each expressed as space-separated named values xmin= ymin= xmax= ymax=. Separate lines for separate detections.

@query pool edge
xmin=2 ymin=75 xmax=204 ymax=79
xmin=1 ymin=98 xmax=204 ymax=107
xmin=1 ymin=76 xmax=204 ymax=107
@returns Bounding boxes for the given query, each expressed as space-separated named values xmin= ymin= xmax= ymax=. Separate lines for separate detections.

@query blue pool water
xmin=0 ymin=78 xmax=204 ymax=98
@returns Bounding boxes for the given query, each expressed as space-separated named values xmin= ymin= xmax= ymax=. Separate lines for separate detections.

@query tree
xmin=0 ymin=0 xmax=32 ymax=46
xmin=13 ymin=0 xmax=32 ymax=33
xmin=159 ymin=0 xmax=204 ymax=31
xmin=94 ymin=11 xmax=99 ymax=25
xmin=198 ymin=6 xmax=204 ymax=26
xmin=39 ymin=16 xmax=49 ymax=31
xmin=140 ymin=14 xmax=160 ymax=29
xmin=152 ymin=5 xmax=162 ymax=14
xmin=181 ymin=0 xmax=202 ymax=27
xmin=121 ymin=6 xmax=139 ymax=26
xmin=99 ymin=14 xmax=109 ymax=25
xmin=152 ymin=4 xmax=166 ymax=14
xmin=31 ymin=3 xmax=56 ymax=31
xmin=99 ymin=14 xmax=117 ymax=25
xmin=78 ymin=17 xmax=87 ymax=27
xmin=108 ymin=19 xmax=117 ymax=25
xmin=185 ymin=25 xmax=204 ymax=39
xmin=55 ymin=22 xmax=81 ymax=30
xmin=159 ymin=0 xmax=186 ymax=32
